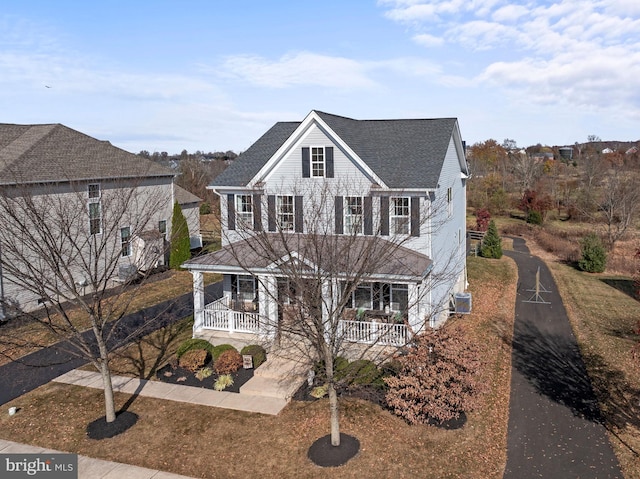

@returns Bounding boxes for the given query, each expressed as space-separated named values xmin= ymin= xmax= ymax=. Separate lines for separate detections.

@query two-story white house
xmin=185 ymin=111 xmax=469 ymax=347
xmin=0 ymin=123 xmax=201 ymax=318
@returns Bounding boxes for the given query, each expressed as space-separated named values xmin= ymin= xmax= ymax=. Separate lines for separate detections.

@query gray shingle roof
xmin=211 ymin=111 xmax=460 ymax=189
xmin=174 ymin=184 xmax=202 ymax=205
xmin=0 ymin=123 xmax=174 ymax=185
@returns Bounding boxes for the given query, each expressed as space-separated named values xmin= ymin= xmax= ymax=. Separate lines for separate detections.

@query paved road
xmin=0 ymin=282 xmax=221 ymax=406
xmin=503 ymin=238 xmax=622 ymax=478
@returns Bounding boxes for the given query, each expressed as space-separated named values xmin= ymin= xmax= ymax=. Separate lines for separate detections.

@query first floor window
xmin=276 ymin=195 xmax=294 ymax=231
xmin=236 ymin=194 xmax=253 ymax=225
xmin=89 ymin=202 xmax=102 ymax=235
xmin=120 ymin=227 xmax=131 ymax=257
xmin=345 ymin=282 xmax=373 ymax=310
xmin=344 ymin=196 xmax=363 ymax=234
xmin=390 ymin=284 xmax=409 ymax=312
xmin=237 ymin=275 xmax=256 ymax=302
xmin=391 ymin=197 xmax=410 ymax=234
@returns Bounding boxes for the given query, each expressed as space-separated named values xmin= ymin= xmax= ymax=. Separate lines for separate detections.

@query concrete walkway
xmin=53 ymin=367 xmax=296 ymax=415
xmin=503 ymin=238 xmax=622 ymax=478
xmin=0 ymin=438 xmax=195 ymax=478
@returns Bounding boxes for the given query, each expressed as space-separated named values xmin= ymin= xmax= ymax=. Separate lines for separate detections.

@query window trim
xmin=344 ymin=196 xmax=363 ymax=235
xmin=235 ymin=194 xmax=253 ymax=226
xmin=88 ymin=183 xmax=100 ymax=201
xmin=120 ymin=226 xmax=132 ymax=257
xmin=158 ymin=219 xmax=167 ymax=238
xmin=276 ymin=195 xmax=295 ymax=232
xmin=310 ymin=146 xmax=325 ymax=178
xmin=391 ymin=196 xmax=410 ymax=235
xmin=88 ymin=201 xmax=102 ymax=235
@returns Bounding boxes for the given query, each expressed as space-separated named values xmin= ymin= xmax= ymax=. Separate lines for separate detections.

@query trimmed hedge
xmin=211 ymin=344 xmax=238 ymax=361
xmin=176 ymin=338 xmax=215 ymax=359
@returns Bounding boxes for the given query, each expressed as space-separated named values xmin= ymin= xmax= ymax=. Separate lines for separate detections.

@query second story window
xmin=311 ymin=147 xmax=325 ymax=177
xmin=158 ymin=220 xmax=167 ymax=238
xmin=88 ymin=183 xmax=100 ymax=201
xmin=391 ymin=197 xmax=410 ymax=235
xmin=236 ymin=195 xmax=253 ymax=225
xmin=276 ymin=195 xmax=295 ymax=231
xmin=344 ymin=196 xmax=363 ymax=234
xmin=89 ymin=202 xmax=102 ymax=235
xmin=120 ymin=227 xmax=131 ymax=257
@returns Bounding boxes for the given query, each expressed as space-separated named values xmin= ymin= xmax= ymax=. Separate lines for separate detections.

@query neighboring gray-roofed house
xmin=174 ymin=184 xmax=203 ymax=249
xmin=185 ymin=111 xmax=469 ymax=347
xmin=0 ymin=123 xmax=199 ymax=318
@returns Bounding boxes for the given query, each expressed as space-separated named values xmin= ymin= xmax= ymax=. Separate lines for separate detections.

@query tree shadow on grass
xmin=510 ymin=320 xmax=640 ymax=457
xmin=600 ymin=278 xmax=639 ymax=301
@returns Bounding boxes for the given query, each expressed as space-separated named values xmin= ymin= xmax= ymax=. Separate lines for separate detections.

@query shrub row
xmin=175 ymin=339 xmax=267 ymax=375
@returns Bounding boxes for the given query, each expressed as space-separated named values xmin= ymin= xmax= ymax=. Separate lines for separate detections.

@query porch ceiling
xmin=183 ymin=233 xmax=432 ymax=282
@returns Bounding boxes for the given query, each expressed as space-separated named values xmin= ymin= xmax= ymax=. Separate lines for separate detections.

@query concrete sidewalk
xmin=0 ymin=439 xmax=195 ymax=479
xmin=53 ymin=369 xmax=293 ymax=415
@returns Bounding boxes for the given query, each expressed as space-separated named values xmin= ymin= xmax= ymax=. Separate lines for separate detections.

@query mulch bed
xmin=307 ymin=433 xmax=360 ymax=467
xmin=86 ymin=411 xmax=139 ymax=440
xmin=155 ymin=361 xmax=254 ymax=393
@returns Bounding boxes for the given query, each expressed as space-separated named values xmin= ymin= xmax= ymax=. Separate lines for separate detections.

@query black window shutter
xmin=294 ymin=196 xmax=303 ymax=233
xmin=267 ymin=195 xmax=276 ymax=232
xmin=364 ymin=196 xmax=373 ymax=235
xmin=380 ymin=196 xmax=389 ymax=236
xmin=411 ymin=197 xmax=420 ymax=237
xmin=253 ymin=194 xmax=262 ymax=231
xmin=227 ymin=194 xmax=236 ymax=231
xmin=302 ymin=147 xmax=310 ymax=178
xmin=325 ymin=147 xmax=334 ymax=178
xmin=335 ymin=196 xmax=343 ymax=234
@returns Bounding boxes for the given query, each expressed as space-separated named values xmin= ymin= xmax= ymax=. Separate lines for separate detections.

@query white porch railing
xmin=339 ymin=320 xmax=409 ymax=347
xmin=201 ymin=297 xmax=261 ymax=333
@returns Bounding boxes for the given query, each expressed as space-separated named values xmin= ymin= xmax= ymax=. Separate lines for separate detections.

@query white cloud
xmin=219 ymin=52 xmax=378 ymax=89
xmin=413 ymin=33 xmax=445 ymax=47
xmin=492 ymin=5 xmax=530 ymax=23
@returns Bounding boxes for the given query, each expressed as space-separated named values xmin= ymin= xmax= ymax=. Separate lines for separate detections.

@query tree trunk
xmin=100 ymin=359 xmax=116 ymax=423
xmin=328 ymin=381 xmax=341 ymax=446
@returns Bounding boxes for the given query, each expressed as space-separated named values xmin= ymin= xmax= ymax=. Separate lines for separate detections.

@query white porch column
xmin=407 ymin=282 xmax=421 ymax=333
xmin=192 ymin=271 xmax=204 ymax=332
xmin=257 ymin=274 xmax=277 ymax=338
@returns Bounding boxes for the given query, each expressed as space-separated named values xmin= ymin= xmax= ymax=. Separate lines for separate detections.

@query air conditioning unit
xmin=453 ymin=292 xmax=472 ymax=314
xmin=118 ymin=264 xmax=138 ymax=282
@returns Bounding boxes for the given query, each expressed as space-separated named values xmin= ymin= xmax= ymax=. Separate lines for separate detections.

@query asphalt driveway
xmin=0 ymin=282 xmax=221 ymax=406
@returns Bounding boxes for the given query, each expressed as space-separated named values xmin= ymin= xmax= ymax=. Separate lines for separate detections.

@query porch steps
xmin=240 ymin=353 xmax=311 ymax=400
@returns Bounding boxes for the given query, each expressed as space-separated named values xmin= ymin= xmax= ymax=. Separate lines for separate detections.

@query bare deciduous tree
xmin=0 ymin=178 xmax=171 ymax=423
xmin=215 ymin=179 xmax=465 ymax=446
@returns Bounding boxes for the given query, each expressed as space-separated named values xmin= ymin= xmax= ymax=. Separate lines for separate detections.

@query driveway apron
xmin=503 ymin=237 xmax=622 ymax=478
xmin=0 ymin=282 xmax=221 ymax=406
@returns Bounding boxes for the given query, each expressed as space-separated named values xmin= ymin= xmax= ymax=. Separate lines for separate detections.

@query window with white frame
xmin=390 ymin=284 xmax=409 ymax=312
xmin=311 ymin=147 xmax=325 ymax=177
xmin=447 ymin=187 xmax=453 ymax=217
xmin=120 ymin=227 xmax=131 ymax=257
xmin=237 ymin=275 xmax=256 ymax=302
xmin=236 ymin=194 xmax=253 ymax=225
xmin=344 ymin=196 xmax=363 ymax=234
xmin=88 ymin=184 xmax=100 ymax=200
xmin=158 ymin=220 xmax=167 ymax=238
xmin=276 ymin=195 xmax=295 ymax=231
xmin=391 ymin=197 xmax=410 ymax=234
xmin=89 ymin=202 xmax=102 ymax=235
xmin=354 ymin=283 xmax=373 ymax=309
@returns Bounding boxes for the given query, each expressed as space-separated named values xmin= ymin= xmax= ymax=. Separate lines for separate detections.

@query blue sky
xmin=2 ymin=0 xmax=639 ymax=154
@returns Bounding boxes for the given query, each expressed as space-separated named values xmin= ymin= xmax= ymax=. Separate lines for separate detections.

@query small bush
xmin=176 ymin=338 xmax=215 ymax=359
xmin=240 ymin=344 xmax=267 ymax=368
xmin=310 ymin=385 xmax=328 ymax=398
xmin=578 ymin=233 xmax=607 ymax=273
xmin=179 ymin=349 xmax=208 ymax=372
xmin=211 ymin=344 xmax=237 ymax=361
xmin=343 ymin=359 xmax=385 ymax=388
xmin=475 ymin=207 xmax=491 ymax=231
xmin=214 ymin=349 xmax=243 ymax=375
xmin=214 ymin=374 xmax=234 ymax=391
xmin=527 ymin=210 xmax=543 ymax=225
xmin=314 ymin=356 xmax=350 ymax=382
xmin=480 ymin=220 xmax=502 ymax=259
xmin=199 ymin=202 xmax=211 ymax=215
